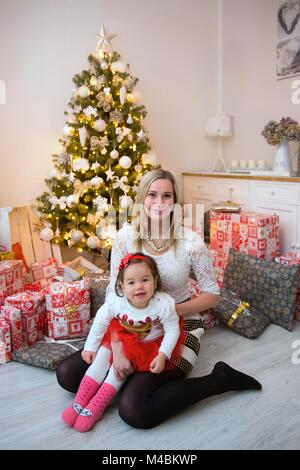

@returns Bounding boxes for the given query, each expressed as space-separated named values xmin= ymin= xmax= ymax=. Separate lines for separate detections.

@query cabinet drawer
xmin=215 ymin=181 xmax=249 ymax=200
xmin=254 ymin=184 xmax=297 ymax=204
xmin=183 ymin=177 xmax=216 ymax=196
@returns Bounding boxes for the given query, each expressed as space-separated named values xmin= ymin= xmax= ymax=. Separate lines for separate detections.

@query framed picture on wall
xmin=276 ymin=0 xmax=300 ymax=79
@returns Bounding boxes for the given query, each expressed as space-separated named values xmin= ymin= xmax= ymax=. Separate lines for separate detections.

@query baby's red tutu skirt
xmin=101 ymin=318 xmax=185 ymax=371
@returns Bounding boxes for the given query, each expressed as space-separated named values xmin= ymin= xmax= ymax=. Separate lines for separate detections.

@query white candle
xmin=231 ymin=160 xmax=238 ymax=168
xmin=240 ymin=160 xmax=247 ymax=168
xmin=258 ymin=160 xmax=265 ymax=169
xmin=248 ymin=160 xmax=255 ymax=169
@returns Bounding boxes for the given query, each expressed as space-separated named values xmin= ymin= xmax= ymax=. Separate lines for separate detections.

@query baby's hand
xmin=81 ymin=350 xmax=96 ymax=364
xmin=149 ymin=352 xmax=167 ymax=374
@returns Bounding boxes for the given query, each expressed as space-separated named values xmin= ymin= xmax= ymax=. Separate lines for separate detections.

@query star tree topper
xmin=95 ymin=25 xmax=117 ymax=54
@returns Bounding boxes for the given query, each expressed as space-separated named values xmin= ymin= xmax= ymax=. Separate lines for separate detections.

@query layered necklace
xmin=146 ymin=231 xmax=170 ymax=253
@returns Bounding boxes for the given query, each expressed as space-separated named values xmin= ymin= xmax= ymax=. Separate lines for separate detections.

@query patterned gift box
xmin=0 ymin=317 xmax=11 ymax=363
xmin=210 ymin=211 xmax=280 ymax=260
xmin=275 ymin=252 xmax=300 ymax=321
xmin=31 ymin=257 xmax=58 ymax=282
xmin=188 ymin=278 xmax=219 ymax=329
xmin=0 ymin=260 xmax=25 ymax=306
xmin=88 ymin=273 xmax=110 ymax=318
xmin=0 ymin=303 xmax=23 ymax=351
xmin=5 ymin=290 xmax=47 ymax=346
xmin=45 ymin=279 xmax=90 ymax=339
xmin=208 ymin=248 xmax=228 ymax=288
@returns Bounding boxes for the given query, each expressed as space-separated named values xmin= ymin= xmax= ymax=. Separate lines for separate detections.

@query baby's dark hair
xmin=115 ymin=252 xmax=162 ymax=297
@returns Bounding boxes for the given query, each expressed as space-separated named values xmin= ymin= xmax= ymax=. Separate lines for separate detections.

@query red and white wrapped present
xmin=0 ymin=260 xmax=25 ymax=305
xmin=210 ymin=211 xmax=280 ymax=260
xmin=0 ymin=316 xmax=11 ymax=363
xmin=188 ymin=277 xmax=219 ymax=329
xmin=0 ymin=303 xmax=23 ymax=351
xmin=275 ymin=252 xmax=300 ymax=321
xmin=208 ymin=248 xmax=228 ymax=288
xmin=45 ymin=279 xmax=90 ymax=339
xmin=5 ymin=290 xmax=47 ymax=346
xmin=31 ymin=257 xmax=58 ymax=282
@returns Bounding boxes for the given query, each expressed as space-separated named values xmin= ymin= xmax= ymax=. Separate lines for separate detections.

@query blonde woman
xmin=57 ymin=169 xmax=261 ymax=429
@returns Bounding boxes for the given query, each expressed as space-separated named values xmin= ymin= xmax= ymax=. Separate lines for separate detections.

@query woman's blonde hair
xmin=131 ymin=169 xmax=183 ymax=251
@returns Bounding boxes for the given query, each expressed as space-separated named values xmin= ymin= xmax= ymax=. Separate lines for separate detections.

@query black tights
xmin=56 ymin=350 xmax=261 ymax=429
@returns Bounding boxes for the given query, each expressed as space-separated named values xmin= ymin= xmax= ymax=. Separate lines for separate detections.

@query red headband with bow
xmin=118 ymin=254 xmax=147 ymax=271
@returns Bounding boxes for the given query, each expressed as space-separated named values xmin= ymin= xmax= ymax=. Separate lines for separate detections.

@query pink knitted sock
xmin=74 ymin=383 xmax=117 ymax=433
xmin=61 ymin=375 xmax=100 ymax=427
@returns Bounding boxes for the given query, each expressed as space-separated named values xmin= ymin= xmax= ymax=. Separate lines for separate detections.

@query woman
xmin=56 ymin=169 xmax=261 ymax=429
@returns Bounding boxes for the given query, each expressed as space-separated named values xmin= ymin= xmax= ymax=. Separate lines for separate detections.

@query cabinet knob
xmin=197 ymin=184 xmax=202 ymax=189
xmin=291 ymin=244 xmax=296 ymax=250
xmin=270 ymin=191 xmax=275 ymax=196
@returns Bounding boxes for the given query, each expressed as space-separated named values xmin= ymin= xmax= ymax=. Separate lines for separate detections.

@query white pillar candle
xmin=231 ymin=159 xmax=238 ymax=168
xmin=248 ymin=160 xmax=255 ymax=169
xmin=258 ymin=160 xmax=265 ymax=169
xmin=240 ymin=160 xmax=247 ymax=168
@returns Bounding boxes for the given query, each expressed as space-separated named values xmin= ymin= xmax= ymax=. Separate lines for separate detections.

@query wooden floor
xmin=1 ymin=321 xmax=300 ymax=450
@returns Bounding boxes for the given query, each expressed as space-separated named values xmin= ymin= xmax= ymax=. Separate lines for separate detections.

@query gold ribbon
xmin=119 ymin=320 xmax=152 ymax=340
xmin=65 ymin=303 xmax=81 ymax=320
xmin=227 ymin=301 xmax=249 ymax=327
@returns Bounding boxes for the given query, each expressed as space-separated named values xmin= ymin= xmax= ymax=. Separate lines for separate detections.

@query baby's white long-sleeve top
xmin=84 ymin=291 xmax=180 ymax=359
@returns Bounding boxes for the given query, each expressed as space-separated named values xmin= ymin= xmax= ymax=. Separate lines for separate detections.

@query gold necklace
xmin=146 ymin=232 xmax=169 ymax=253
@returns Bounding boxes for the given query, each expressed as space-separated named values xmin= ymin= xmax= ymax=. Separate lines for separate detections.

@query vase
xmin=273 ymin=137 xmax=292 ymax=173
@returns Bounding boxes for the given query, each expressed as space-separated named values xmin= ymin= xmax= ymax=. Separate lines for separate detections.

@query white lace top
xmin=107 ymin=224 xmax=219 ymax=303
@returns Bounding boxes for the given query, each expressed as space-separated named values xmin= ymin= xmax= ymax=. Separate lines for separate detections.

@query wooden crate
xmin=7 ymin=206 xmax=62 ymax=266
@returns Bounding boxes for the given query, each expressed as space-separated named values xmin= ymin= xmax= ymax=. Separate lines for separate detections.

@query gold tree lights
xmin=36 ymin=26 xmax=158 ymax=252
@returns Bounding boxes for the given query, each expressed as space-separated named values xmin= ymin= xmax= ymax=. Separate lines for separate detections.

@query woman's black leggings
xmin=56 ymin=350 xmax=261 ymax=429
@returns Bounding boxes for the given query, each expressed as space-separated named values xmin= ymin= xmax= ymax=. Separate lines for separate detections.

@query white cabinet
xmin=182 ymin=173 xmax=300 ymax=255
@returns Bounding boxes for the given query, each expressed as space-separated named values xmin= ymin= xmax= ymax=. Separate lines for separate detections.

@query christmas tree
xmin=36 ymin=26 xmax=158 ymax=253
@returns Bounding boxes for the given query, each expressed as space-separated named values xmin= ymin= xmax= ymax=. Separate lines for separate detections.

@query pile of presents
xmin=0 ymin=254 xmax=110 ymax=364
xmin=203 ymin=210 xmax=300 ymax=326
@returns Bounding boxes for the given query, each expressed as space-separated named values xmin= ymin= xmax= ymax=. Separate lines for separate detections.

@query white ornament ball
xmin=87 ymin=235 xmax=100 ymax=249
xmin=110 ymin=149 xmax=119 ymax=159
xmin=78 ymin=85 xmax=90 ymax=98
xmin=93 ymin=119 xmax=106 ymax=132
xmin=119 ymin=86 xmax=127 ymax=105
xmin=40 ymin=227 xmax=54 ymax=242
xmin=119 ymin=156 xmax=132 ymax=169
xmin=120 ymin=195 xmax=133 ymax=209
xmin=142 ymin=152 xmax=157 ymax=166
xmin=50 ymin=168 xmax=61 ymax=179
xmin=100 ymin=61 xmax=108 ymax=70
xmin=91 ymin=176 xmax=103 ymax=188
xmin=72 ymin=158 xmax=90 ymax=172
xmin=71 ymin=229 xmax=84 ymax=243
xmin=66 ymin=195 xmax=78 ymax=207
xmin=63 ymin=125 xmax=73 ymax=136
xmin=111 ymin=61 xmax=127 ymax=73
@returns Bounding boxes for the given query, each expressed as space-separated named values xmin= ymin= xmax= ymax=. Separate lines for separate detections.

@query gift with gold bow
xmin=213 ymin=288 xmax=270 ymax=339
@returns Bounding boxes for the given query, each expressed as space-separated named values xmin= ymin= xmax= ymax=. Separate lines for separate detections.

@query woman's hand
xmin=81 ymin=349 xmax=96 ymax=364
xmin=149 ymin=352 xmax=167 ymax=374
xmin=111 ymin=340 xmax=135 ymax=380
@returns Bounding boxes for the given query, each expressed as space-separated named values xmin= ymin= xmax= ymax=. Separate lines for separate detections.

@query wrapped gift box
xmin=0 ymin=317 xmax=11 ymax=363
xmin=0 ymin=251 xmax=16 ymax=261
xmin=5 ymin=290 xmax=47 ymax=346
xmin=31 ymin=257 xmax=58 ymax=282
xmin=62 ymin=256 xmax=103 ymax=282
xmin=88 ymin=273 xmax=110 ymax=318
xmin=45 ymin=279 xmax=90 ymax=339
xmin=210 ymin=211 xmax=280 ymax=260
xmin=0 ymin=303 xmax=23 ymax=351
xmin=0 ymin=260 xmax=25 ymax=306
xmin=208 ymin=248 xmax=228 ymax=288
xmin=275 ymin=252 xmax=300 ymax=321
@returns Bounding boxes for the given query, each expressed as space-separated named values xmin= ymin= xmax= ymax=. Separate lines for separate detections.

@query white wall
xmin=0 ymin=0 xmax=218 ymax=207
xmin=223 ymin=0 xmax=300 ymax=169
